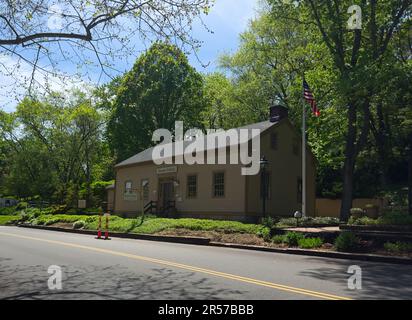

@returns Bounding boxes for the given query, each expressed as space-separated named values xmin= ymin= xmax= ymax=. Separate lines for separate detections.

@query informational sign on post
xmin=78 ymin=199 xmax=86 ymax=209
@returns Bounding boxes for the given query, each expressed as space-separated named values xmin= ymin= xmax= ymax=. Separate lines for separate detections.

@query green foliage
xmin=0 ymin=91 xmax=109 ymax=204
xmin=108 ymin=42 xmax=206 ymax=161
xmin=349 ymin=211 xmax=412 ymax=226
xmin=0 ymin=215 xmax=19 ymax=225
xmin=271 ymin=234 xmax=286 ymax=244
xmin=384 ymin=242 xmax=412 ymax=254
xmin=350 ymin=208 xmax=365 ymax=216
xmin=29 ymin=214 xmax=97 ymax=226
xmin=284 ymin=232 xmax=305 ymax=247
xmin=73 ymin=220 xmax=85 ymax=229
xmin=261 ymin=216 xmax=278 ymax=229
xmin=297 ymin=237 xmax=323 ymax=249
xmin=0 ymin=206 xmax=18 ymax=216
xmin=79 ymin=180 xmax=114 ymax=207
xmin=335 ymin=232 xmax=359 ymax=252
xmin=276 ymin=217 xmax=340 ymax=228
xmin=16 ymin=202 xmax=28 ymax=210
xmin=257 ymin=227 xmax=271 ymax=241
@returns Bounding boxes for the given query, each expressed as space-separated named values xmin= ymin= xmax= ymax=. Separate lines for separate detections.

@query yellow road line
xmin=0 ymin=231 xmax=352 ymax=300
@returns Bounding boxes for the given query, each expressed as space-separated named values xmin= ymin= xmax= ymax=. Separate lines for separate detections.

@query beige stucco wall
xmin=315 ymin=198 xmax=388 ymax=218
xmin=114 ymin=163 xmax=159 ymax=215
xmin=176 ymin=163 xmax=246 ymax=215
xmin=113 ymin=119 xmax=316 ymax=221
xmin=246 ymin=121 xmax=316 ymax=218
xmin=114 ymin=161 xmax=247 ymax=219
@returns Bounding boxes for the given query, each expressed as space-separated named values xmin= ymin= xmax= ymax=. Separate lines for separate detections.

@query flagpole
xmin=302 ymin=92 xmax=307 ymax=217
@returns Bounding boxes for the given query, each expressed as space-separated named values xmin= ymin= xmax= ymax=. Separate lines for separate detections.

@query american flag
xmin=303 ymin=79 xmax=320 ymax=117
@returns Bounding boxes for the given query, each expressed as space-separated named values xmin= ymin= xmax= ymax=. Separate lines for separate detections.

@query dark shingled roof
xmin=115 ymin=120 xmax=279 ymax=168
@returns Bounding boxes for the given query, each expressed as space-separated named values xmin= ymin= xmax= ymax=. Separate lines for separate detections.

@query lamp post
xmin=260 ymin=156 xmax=269 ymax=218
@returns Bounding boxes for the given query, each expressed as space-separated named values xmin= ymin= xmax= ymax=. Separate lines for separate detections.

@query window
xmin=125 ymin=181 xmax=133 ymax=194
xmin=271 ymin=133 xmax=278 ymax=150
xmin=187 ymin=175 xmax=197 ymax=198
xmin=142 ymin=179 xmax=149 ymax=201
xmin=213 ymin=172 xmax=225 ymax=198
xmin=297 ymin=178 xmax=302 ymax=204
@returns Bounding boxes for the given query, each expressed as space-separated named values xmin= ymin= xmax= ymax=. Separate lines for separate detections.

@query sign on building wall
xmin=156 ymin=166 xmax=178 ymax=175
xmin=123 ymin=193 xmax=138 ymax=201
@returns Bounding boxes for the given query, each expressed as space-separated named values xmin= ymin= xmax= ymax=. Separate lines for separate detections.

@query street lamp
xmin=260 ymin=156 xmax=269 ymax=218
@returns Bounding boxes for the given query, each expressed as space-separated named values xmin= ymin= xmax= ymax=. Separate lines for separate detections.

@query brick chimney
xmin=269 ymin=105 xmax=288 ymax=123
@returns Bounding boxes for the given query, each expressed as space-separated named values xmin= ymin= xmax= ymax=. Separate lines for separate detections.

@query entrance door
xmin=160 ymin=182 xmax=174 ymax=211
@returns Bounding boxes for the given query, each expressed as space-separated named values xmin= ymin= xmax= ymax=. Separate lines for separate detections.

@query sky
xmin=0 ymin=0 xmax=260 ymax=112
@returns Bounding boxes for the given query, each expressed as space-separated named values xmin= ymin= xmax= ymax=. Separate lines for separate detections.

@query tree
xmin=268 ymin=0 xmax=412 ymax=221
xmin=0 ymin=91 xmax=110 ymax=204
xmin=108 ymin=42 xmax=205 ymax=161
xmin=0 ymin=0 xmax=212 ymax=92
xmin=219 ymin=7 xmax=347 ymax=198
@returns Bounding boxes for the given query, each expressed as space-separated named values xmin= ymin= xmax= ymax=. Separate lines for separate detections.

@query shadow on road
xmin=298 ymin=257 xmax=412 ymax=300
xmin=0 ymin=263 xmax=245 ymax=300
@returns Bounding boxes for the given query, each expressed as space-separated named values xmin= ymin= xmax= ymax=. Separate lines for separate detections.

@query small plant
xmin=384 ymin=242 xmax=412 ymax=253
xmin=285 ymin=232 xmax=305 ymax=247
xmin=261 ymin=216 xmax=278 ymax=229
xmin=335 ymin=232 xmax=359 ymax=252
xmin=271 ymin=234 xmax=286 ymax=244
xmin=0 ymin=206 xmax=18 ymax=216
xmin=350 ymin=208 xmax=364 ymax=219
xmin=44 ymin=218 xmax=59 ymax=226
xmin=348 ymin=216 xmax=378 ymax=225
xmin=257 ymin=227 xmax=271 ymax=241
xmin=73 ymin=220 xmax=85 ymax=229
xmin=16 ymin=202 xmax=28 ymax=210
xmin=275 ymin=216 xmax=339 ymax=228
xmin=298 ymin=237 xmax=323 ymax=249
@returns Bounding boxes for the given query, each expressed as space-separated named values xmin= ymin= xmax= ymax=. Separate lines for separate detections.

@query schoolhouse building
xmin=108 ymin=105 xmax=316 ymax=222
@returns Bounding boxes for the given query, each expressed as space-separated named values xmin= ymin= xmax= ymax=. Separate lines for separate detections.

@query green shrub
xmin=384 ymin=242 xmax=412 ymax=253
xmin=350 ymin=208 xmax=364 ymax=216
xmin=0 ymin=206 xmax=18 ymax=216
xmin=349 ymin=211 xmax=412 ymax=226
xmin=73 ymin=220 xmax=85 ymax=229
xmin=379 ymin=212 xmax=412 ymax=225
xmin=285 ymin=232 xmax=305 ymax=247
xmin=276 ymin=217 xmax=339 ymax=228
xmin=335 ymin=232 xmax=359 ymax=252
xmin=348 ymin=216 xmax=378 ymax=225
xmin=261 ymin=217 xmax=278 ymax=229
xmin=16 ymin=202 xmax=28 ymax=210
xmin=44 ymin=218 xmax=59 ymax=226
xmin=272 ymin=234 xmax=286 ymax=244
xmin=257 ymin=227 xmax=271 ymax=241
xmin=298 ymin=237 xmax=323 ymax=249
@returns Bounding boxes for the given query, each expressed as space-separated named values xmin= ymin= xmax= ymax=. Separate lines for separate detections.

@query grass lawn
xmin=0 ymin=215 xmax=20 ymax=225
xmin=18 ymin=210 xmax=269 ymax=238
xmin=85 ymin=216 xmax=268 ymax=236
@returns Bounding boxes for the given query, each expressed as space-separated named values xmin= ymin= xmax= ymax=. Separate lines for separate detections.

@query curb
xmin=17 ymin=224 xmax=210 ymax=246
xmin=15 ymin=224 xmax=412 ymax=266
xmin=209 ymin=242 xmax=412 ymax=265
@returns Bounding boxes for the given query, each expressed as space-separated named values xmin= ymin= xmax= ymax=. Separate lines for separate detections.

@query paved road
xmin=0 ymin=226 xmax=411 ymax=300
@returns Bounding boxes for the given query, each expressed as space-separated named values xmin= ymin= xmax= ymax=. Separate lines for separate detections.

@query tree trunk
xmin=340 ymin=104 xmax=357 ymax=222
xmin=375 ymin=103 xmax=390 ymax=188
xmin=408 ymin=132 xmax=412 ymax=216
